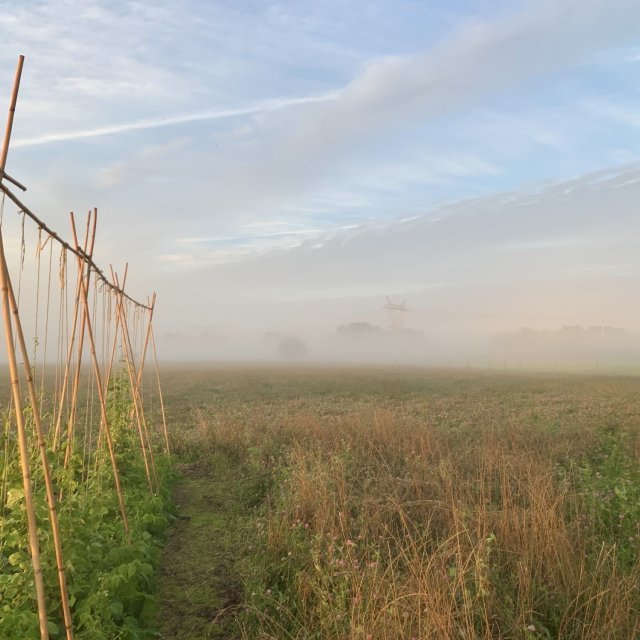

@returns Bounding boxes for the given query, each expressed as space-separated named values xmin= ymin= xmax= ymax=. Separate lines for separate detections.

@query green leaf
xmin=8 ymin=552 xmax=27 ymax=567
xmin=6 ymin=488 xmax=24 ymax=508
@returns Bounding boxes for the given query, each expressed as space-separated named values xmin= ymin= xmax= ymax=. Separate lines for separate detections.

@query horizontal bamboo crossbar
xmin=0 ymin=182 xmax=151 ymax=310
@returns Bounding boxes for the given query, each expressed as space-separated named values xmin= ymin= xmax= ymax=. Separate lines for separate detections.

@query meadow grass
xmin=164 ymin=365 xmax=640 ymax=639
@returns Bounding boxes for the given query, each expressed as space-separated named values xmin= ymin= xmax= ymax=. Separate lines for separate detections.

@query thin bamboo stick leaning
xmin=0 ymin=51 xmax=50 ymax=640
xmin=52 ymin=219 xmax=93 ymax=450
xmin=63 ymin=210 xmax=97 ymax=469
xmin=150 ymin=322 xmax=171 ymax=459
xmin=3 ymin=248 xmax=75 ymax=640
xmin=69 ymin=215 xmax=131 ymax=541
xmin=111 ymin=268 xmax=156 ymax=492
xmin=0 ymin=233 xmax=50 ymax=639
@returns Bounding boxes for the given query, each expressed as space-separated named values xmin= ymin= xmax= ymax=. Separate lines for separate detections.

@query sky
xmin=1 ymin=0 xmax=640 ymax=362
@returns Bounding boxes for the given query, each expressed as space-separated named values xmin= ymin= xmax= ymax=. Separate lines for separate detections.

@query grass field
xmin=155 ymin=365 xmax=640 ymax=639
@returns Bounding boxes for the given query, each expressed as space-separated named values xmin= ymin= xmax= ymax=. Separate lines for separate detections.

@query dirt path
xmin=155 ymin=460 xmax=244 ymax=639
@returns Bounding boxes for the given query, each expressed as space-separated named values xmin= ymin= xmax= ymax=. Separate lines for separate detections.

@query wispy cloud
xmin=172 ymin=163 xmax=640 ymax=319
xmin=182 ymin=0 xmax=640 ymax=227
xmin=12 ymin=91 xmax=339 ymax=148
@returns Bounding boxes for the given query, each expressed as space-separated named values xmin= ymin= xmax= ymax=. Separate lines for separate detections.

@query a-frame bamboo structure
xmin=0 ymin=55 xmax=170 ymax=640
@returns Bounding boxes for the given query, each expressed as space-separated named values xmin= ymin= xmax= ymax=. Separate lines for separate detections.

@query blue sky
xmin=2 ymin=0 xmax=640 ymax=351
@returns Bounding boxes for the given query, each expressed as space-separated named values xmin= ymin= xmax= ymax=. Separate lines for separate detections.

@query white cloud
xmin=149 ymin=163 xmax=640 ymax=341
xmin=178 ymin=0 xmax=640 ymax=225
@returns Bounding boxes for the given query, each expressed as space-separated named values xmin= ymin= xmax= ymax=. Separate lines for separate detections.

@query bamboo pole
xmin=0 ymin=55 xmax=23 ymax=175
xmin=118 ymin=313 xmax=153 ymax=492
xmin=104 ymin=264 xmax=128 ymax=395
xmin=1 ymin=170 xmax=26 ymax=191
xmin=3 ymin=249 xmax=74 ymax=640
xmin=0 ymin=183 xmax=152 ymax=310
xmin=0 ymin=238 xmax=50 ymax=640
xmin=133 ymin=296 xmax=155 ymax=450
xmin=52 ymin=220 xmax=92 ymax=450
xmin=0 ymin=52 xmax=50 ymax=640
xmin=134 ymin=292 xmax=155 ymax=394
xmin=128 ymin=296 xmax=156 ymax=457
xmin=120 ymin=289 xmax=158 ymax=488
xmin=114 ymin=279 xmax=157 ymax=488
xmin=95 ymin=265 xmax=128 ymax=455
xmin=63 ymin=211 xmax=96 ymax=469
xmin=150 ymin=322 xmax=170 ymax=460
xmin=69 ymin=218 xmax=130 ymax=541
xmin=112 ymin=270 xmax=156 ymax=492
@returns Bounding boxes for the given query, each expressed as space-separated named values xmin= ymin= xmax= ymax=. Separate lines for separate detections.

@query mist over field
xmin=150 ymin=164 xmax=640 ymax=367
xmin=4 ymin=162 xmax=640 ymax=367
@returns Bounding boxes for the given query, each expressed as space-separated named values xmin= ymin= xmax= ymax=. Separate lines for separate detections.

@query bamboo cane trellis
xmin=0 ymin=56 xmax=170 ymax=640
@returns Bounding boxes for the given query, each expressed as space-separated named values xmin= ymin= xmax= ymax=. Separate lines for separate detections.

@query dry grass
xmin=164 ymin=366 xmax=640 ymax=639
